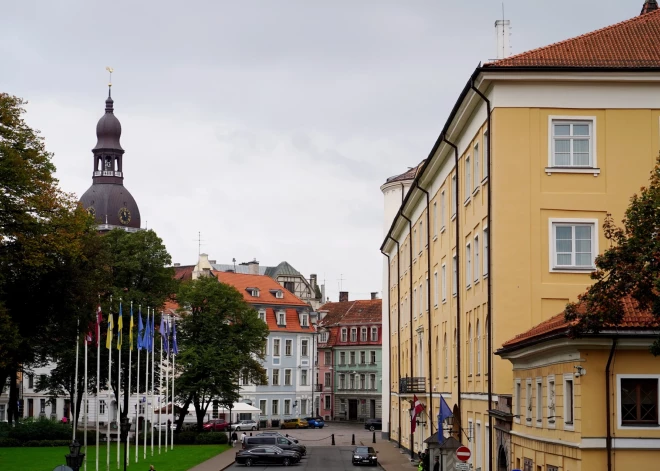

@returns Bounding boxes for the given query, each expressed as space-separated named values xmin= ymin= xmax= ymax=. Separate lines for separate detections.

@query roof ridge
xmin=488 ymin=9 xmax=660 ymax=66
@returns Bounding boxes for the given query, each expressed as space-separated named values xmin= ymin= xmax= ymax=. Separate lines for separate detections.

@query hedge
xmin=195 ymin=432 xmax=228 ymax=445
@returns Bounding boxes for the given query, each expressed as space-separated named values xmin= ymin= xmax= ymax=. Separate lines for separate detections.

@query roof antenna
xmin=193 ymin=231 xmax=205 ymax=255
xmin=105 ymin=66 xmax=114 ymax=98
xmin=232 ymin=258 xmax=237 ymax=272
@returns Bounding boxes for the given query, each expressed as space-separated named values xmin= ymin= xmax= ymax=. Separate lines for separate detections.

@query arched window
xmin=444 ymin=333 xmax=448 ymax=378
xmin=476 ymin=320 xmax=481 ymax=375
xmin=468 ymin=323 xmax=473 ymax=376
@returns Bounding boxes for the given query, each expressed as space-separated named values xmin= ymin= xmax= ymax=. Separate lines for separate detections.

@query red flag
xmin=411 ymin=395 xmax=425 ymax=433
xmin=91 ymin=305 xmax=103 ymax=346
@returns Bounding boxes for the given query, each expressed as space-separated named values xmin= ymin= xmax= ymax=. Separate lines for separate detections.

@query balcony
xmin=314 ymin=384 xmax=323 ymax=392
xmin=399 ymin=376 xmax=426 ymax=394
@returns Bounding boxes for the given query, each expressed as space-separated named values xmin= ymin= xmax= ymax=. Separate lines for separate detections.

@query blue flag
xmin=160 ymin=314 xmax=169 ymax=354
xmin=148 ymin=312 xmax=155 ymax=352
xmin=137 ymin=307 xmax=144 ymax=350
xmin=437 ymin=396 xmax=453 ymax=443
xmin=171 ymin=317 xmax=178 ymax=354
xmin=142 ymin=311 xmax=151 ymax=352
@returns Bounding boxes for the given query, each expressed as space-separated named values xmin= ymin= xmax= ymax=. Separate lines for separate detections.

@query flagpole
xmin=127 ymin=302 xmax=133 ymax=469
xmin=135 ymin=305 xmax=141 ymax=464
xmin=143 ymin=308 xmax=149 ymax=460
xmin=164 ymin=315 xmax=169 ymax=453
xmin=107 ymin=296 xmax=113 ymax=471
xmin=117 ymin=301 xmax=122 ymax=470
xmin=73 ymin=317 xmax=80 ymax=442
xmin=170 ymin=315 xmax=177 ymax=451
xmin=150 ymin=309 xmax=155 ymax=457
xmin=84 ymin=336 xmax=88 ymax=471
xmin=158 ymin=330 xmax=162 ymax=454
xmin=96 ymin=302 xmax=101 ymax=471
xmin=171 ymin=350 xmax=175 ymax=451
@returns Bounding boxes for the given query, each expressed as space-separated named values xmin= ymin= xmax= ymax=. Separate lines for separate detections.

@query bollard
xmin=373 ymin=431 xmax=376 ymax=443
xmin=331 ymin=434 xmax=335 ymax=445
xmin=351 ymin=434 xmax=355 ymax=445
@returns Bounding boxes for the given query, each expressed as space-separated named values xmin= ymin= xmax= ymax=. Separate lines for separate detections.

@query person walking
xmin=231 ymin=430 xmax=238 ymax=447
xmin=148 ymin=465 xmax=156 ymax=471
xmin=433 ymin=456 xmax=440 ymax=471
xmin=240 ymin=432 xmax=246 ymax=444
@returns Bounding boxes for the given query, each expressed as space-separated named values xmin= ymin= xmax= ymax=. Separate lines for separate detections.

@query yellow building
xmin=497 ymin=297 xmax=660 ymax=471
xmin=379 ymin=4 xmax=660 ymax=470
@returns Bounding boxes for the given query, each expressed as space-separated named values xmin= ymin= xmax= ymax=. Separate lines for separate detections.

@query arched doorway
xmin=497 ymin=445 xmax=508 ymax=471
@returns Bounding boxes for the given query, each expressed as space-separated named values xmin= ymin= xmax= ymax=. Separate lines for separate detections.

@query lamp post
xmin=65 ymin=439 xmax=85 ymax=471
xmin=408 ymin=404 xmax=415 ymax=459
xmin=120 ymin=416 xmax=130 ymax=471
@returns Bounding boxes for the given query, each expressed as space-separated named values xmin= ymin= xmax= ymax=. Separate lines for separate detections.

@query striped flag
xmin=106 ymin=310 xmax=114 ymax=350
xmin=129 ymin=303 xmax=135 ymax=350
xmin=117 ymin=302 xmax=123 ymax=350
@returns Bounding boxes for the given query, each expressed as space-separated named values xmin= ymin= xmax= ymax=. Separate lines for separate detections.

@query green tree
xmin=175 ymin=275 xmax=268 ymax=431
xmin=566 ymin=154 xmax=660 ymax=354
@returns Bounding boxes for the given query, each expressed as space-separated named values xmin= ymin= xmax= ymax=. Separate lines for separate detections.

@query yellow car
xmin=280 ymin=418 xmax=309 ymax=429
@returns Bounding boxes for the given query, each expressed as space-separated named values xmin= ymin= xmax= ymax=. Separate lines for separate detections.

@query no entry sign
xmin=456 ymin=446 xmax=471 ymax=462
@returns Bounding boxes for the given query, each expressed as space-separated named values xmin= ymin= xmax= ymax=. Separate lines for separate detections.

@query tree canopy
xmin=566 ymin=154 xmax=660 ymax=355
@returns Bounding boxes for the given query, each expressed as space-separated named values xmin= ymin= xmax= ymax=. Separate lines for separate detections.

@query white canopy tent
xmin=182 ymin=402 xmax=261 ymax=423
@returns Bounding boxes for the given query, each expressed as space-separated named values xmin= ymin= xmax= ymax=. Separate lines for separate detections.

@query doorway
xmin=348 ymin=400 xmax=358 ymax=420
xmin=369 ymin=400 xmax=376 ymax=419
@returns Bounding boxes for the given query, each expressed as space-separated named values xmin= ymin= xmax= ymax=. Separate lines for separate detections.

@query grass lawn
xmin=0 ymin=443 xmax=231 ymax=471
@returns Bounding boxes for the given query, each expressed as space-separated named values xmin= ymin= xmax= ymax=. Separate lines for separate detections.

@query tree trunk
xmin=176 ymin=393 xmax=193 ymax=432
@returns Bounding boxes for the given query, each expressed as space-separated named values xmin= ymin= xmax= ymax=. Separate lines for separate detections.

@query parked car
xmin=230 ymin=419 xmax=259 ymax=431
xmin=364 ymin=418 xmax=382 ymax=432
xmin=352 ymin=446 xmax=378 ymax=466
xmin=304 ymin=417 xmax=325 ymax=428
xmin=152 ymin=422 xmax=175 ymax=432
xmin=202 ymin=419 xmax=229 ymax=431
xmin=236 ymin=445 xmax=301 ymax=467
xmin=244 ymin=435 xmax=307 ymax=456
xmin=257 ymin=432 xmax=299 ymax=443
xmin=280 ymin=418 xmax=308 ymax=429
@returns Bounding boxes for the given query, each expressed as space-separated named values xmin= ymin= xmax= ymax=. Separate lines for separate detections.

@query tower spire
xmin=105 ymin=66 xmax=114 ymax=98
xmin=641 ymin=0 xmax=658 ymax=14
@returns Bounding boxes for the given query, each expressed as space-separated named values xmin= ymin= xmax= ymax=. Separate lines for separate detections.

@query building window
xmin=360 ymin=374 xmax=366 ymax=390
xmin=526 ymin=379 xmax=533 ymax=423
xmin=324 ymin=351 xmax=331 ymax=365
xmin=452 ymin=255 xmax=457 ymax=296
xmin=483 ymin=131 xmax=489 ymax=179
xmin=433 ymin=272 xmax=438 ymax=306
xmin=350 ymin=374 xmax=355 ymax=389
xmin=620 ymin=377 xmax=658 ymax=426
xmin=212 ymin=401 xmax=219 ymax=419
xmin=474 ymin=235 xmax=480 ymax=281
xmin=277 ymin=312 xmax=286 ymax=326
xmin=360 ymin=351 xmax=366 ymax=364
xmin=272 ymin=400 xmax=279 ymax=415
xmin=350 ymin=351 xmax=356 ymax=365
xmin=301 ymin=339 xmax=309 ymax=357
xmin=370 ymin=351 xmax=376 ymax=364
xmin=300 ymin=399 xmax=307 ymax=415
xmin=514 ymin=380 xmax=521 ymax=420
xmin=451 ymin=175 xmax=457 ymax=216
xmin=324 ymin=372 xmax=331 ymax=386
xmin=466 ymin=243 xmax=472 ymax=288
xmin=341 ymin=328 xmax=347 ymax=342
xmin=371 ymin=327 xmax=378 ymax=341
xmin=258 ymin=400 xmax=266 ymax=415
xmin=339 ymin=374 xmax=345 ymax=390
xmin=301 ymin=314 xmax=309 ymax=327
xmin=564 ymin=375 xmax=574 ymax=428
xmin=370 ymin=374 xmax=376 ymax=390
xmin=340 ymin=352 xmax=346 ymax=365
xmin=433 ymin=202 xmax=437 ymax=237
xmin=285 ymin=339 xmax=292 ymax=356
xmin=468 ymin=324 xmax=473 ymax=376
xmin=547 ymin=376 xmax=556 ymax=426
xmin=284 ymin=369 xmax=292 ymax=386
xmin=413 ymin=288 xmax=417 ymax=318
xmin=284 ymin=399 xmax=291 ymax=415
xmin=476 ymin=320 xmax=481 ymax=375
xmin=483 ymin=228 xmax=489 ymax=276
xmin=301 ymin=369 xmax=308 ymax=386
xmin=320 ymin=331 xmax=328 ymax=343
xmin=441 ymin=265 xmax=447 ymax=302
xmin=241 ymin=370 xmax=250 ymax=385
xmin=465 ymin=156 xmax=471 ymax=201
xmin=275 ymin=290 xmax=284 ymax=299
xmin=324 ymin=395 xmax=331 ymax=409
xmin=536 ymin=379 xmax=543 ymax=424
xmin=443 ymin=334 xmax=448 ymax=378
xmin=420 ymin=282 xmax=424 ymax=315
xmin=361 ymin=327 xmax=368 ymax=342
xmin=551 ymin=119 xmax=593 ymax=167
xmin=258 ymin=311 xmax=266 ymax=322
xmin=99 ymin=400 xmax=106 ymax=415
xmin=273 ymin=339 xmax=281 ymax=357
xmin=28 ymin=374 xmax=34 ymax=389
xmin=441 ymin=191 xmax=446 ymax=231
xmin=350 ymin=328 xmax=357 ymax=342
xmin=419 ymin=221 xmax=424 ymax=252
xmin=474 ymin=143 xmax=480 ymax=186
xmin=551 ymin=220 xmax=597 ymax=270
xmin=40 ymin=399 xmax=46 ymax=414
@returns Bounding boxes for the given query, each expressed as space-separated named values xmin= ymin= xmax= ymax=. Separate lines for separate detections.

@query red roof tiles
xmin=502 ymin=296 xmax=658 ymax=349
xmin=318 ymin=299 xmax=382 ymax=326
xmin=213 ymin=271 xmax=308 ymax=307
xmin=485 ymin=9 xmax=660 ymax=68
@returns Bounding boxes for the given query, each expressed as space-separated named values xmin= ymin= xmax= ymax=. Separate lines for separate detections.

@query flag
xmin=117 ymin=302 xmax=123 ymax=350
xmin=144 ymin=312 xmax=152 ymax=352
xmin=160 ymin=315 xmax=169 ymax=354
xmin=89 ymin=305 xmax=103 ymax=346
xmin=411 ymin=395 xmax=425 ymax=433
xmin=437 ymin=396 xmax=453 ymax=443
xmin=106 ymin=309 xmax=114 ymax=350
xmin=171 ymin=317 xmax=178 ymax=354
xmin=137 ymin=307 xmax=144 ymax=350
xmin=129 ymin=304 xmax=135 ymax=350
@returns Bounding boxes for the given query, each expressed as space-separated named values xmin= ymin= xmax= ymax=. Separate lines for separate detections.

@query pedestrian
xmin=433 ymin=456 xmax=440 ymax=471
xmin=231 ymin=430 xmax=238 ymax=447
xmin=240 ymin=432 xmax=246 ymax=444
xmin=148 ymin=466 xmax=156 ymax=471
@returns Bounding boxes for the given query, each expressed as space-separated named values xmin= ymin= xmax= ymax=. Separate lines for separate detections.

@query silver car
xmin=230 ymin=419 xmax=259 ymax=431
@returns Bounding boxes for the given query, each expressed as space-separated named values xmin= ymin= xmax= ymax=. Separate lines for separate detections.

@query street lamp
xmin=120 ymin=416 xmax=130 ymax=471
xmin=65 ymin=439 xmax=85 ymax=471
xmin=408 ymin=404 xmax=415 ymax=459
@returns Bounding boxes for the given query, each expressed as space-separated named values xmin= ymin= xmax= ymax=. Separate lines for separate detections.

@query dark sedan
xmin=364 ymin=418 xmax=382 ymax=431
xmin=236 ymin=445 xmax=301 ymax=467
xmin=352 ymin=446 xmax=378 ymax=466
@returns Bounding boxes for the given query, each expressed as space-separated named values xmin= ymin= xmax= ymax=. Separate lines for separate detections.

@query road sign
xmin=455 ymin=463 xmax=470 ymax=470
xmin=456 ymin=445 xmax=471 ymax=462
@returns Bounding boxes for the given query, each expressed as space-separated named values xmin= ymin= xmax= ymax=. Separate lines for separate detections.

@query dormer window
xmin=258 ymin=310 xmax=266 ymax=323
xmin=320 ymin=331 xmax=328 ymax=343
xmin=270 ymin=289 xmax=284 ymax=299
xmin=350 ymin=328 xmax=357 ymax=342
xmin=247 ymin=287 xmax=260 ymax=297
xmin=341 ymin=328 xmax=347 ymax=342
xmin=301 ymin=313 xmax=309 ymax=327
xmin=277 ymin=311 xmax=286 ymax=326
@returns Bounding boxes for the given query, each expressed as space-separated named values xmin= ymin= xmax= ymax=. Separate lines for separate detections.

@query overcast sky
xmin=1 ymin=1 xmax=641 ymax=302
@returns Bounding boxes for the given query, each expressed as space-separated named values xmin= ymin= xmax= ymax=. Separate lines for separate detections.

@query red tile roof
xmin=213 ymin=271 xmax=308 ymax=307
xmin=384 ymin=161 xmax=425 ymax=185
xmin=173 ymin=265 xmax=194 ymax=281
xmin=485 ymin=9 xmax=660 ymax=68
xmin=318 ymin=299 xmax=382 ymax=326
xmin=261 ymin=308 xmax=312 ymax=333
xmin=502 ymin=296 xmax=658 ymax=349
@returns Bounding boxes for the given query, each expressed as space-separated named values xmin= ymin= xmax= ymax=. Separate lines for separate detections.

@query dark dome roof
xmin=80 ymin=183 xmax=141 ymax=229
xmin=93 ymin=96 xmax=123 ymax=151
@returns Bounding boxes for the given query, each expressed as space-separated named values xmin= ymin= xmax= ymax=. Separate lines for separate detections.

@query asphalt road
xmin=226 ymin=446 xmax=383 ymax=470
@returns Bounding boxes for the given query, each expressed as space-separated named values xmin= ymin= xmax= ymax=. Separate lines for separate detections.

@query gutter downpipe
xmin=440 ymin=135 xmax=461 ymax=441
xmin=400 ymin=210 xmax=414 ymax=457
xmin=470 ymin=79 xmax=492 ymax=469
xmin=387 ymin=235 xmax=402 ymax=447
xmin=605 ymin=338 xmax=617 ymax=471
xmin=381 ymin=248 xmax=392 ymax=441
xmin=414 ymin=179 xmax=434 ymax=437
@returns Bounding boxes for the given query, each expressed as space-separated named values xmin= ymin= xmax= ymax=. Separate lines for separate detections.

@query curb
xmin=219 ymin=461 xmax=235 ymax=471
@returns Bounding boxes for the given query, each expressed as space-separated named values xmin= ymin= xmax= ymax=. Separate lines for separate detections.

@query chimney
xmin=641 ymin=0 xmax=658 ymax=14
xmin=310 ymin=274 xmax=317 ymax=289
xmin=247 ymin=258 xmax=259 ymax=275
xmin=495 ymin=19 xmax=511 ymax=59
xmin=174 ymin=263 xmax=181 ymax=267
xmin=339 ymin=291 xmax=348 ymax=302
xmin=371 ymin=292 xmax=378 ymax=300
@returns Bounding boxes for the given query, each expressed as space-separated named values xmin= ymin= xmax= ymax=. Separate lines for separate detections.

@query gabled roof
xmin=261 ymin=308 xmax=312 ymax=333
xmin=318 ymin=299 xmax=382 ymax=326
xmin=383 ymin=161 xmax=425 ymax=185
xmin=485 ymin=9 xmax=660 ymax=68
xmin=213 ymin=271 xmax=308 ymax=307
xmin=264 ymin=261 xmax=302 ymax=278
xmin=500 ymin=296 xmax=658 ymax=351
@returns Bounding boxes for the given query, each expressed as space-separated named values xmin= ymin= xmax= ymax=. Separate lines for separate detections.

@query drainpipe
xmin=387 ymin=235 xmax=402 ymax=447
xmin=440 ymin=135 xmax=461 ymax=440
xmin=469 ymin=79 xmax=492 ymax=469
xmin=605 ymin=338 xmax=617 ymax=471
xmin=381 ymin=248 xmax=392 ymax=440
xmin=414 ymin=179 xmax=434 ymax=436
xmin=400 ymin=210 xmax=414 ymax=456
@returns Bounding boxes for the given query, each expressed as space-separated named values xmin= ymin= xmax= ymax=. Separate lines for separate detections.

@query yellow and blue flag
xmin=106 ymin=309 xmax=114 ymax=350
xmin=117 ymin=302 xmax=123 ymax=350
xmin=129 ymin=303 xmax=134 ymax=350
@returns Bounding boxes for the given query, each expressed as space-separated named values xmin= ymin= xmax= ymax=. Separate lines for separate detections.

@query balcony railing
xmin=314 ymin=384 xmax=323 ymax=392
xmin=399 ymin=376 xmax=426 ymax=394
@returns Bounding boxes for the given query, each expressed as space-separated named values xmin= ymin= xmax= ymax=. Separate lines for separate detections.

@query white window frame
xmin=350 ymin=351 xmax=356 ymax=365
xmin=547 ymin=375 xmax=556 ymax=429
xmin=285 ymin=339 xmax=292 ymax=356
xmin=514 ymin=379 xmax=522 ymax=424
xmin=284 ymin=399 xmax=291 ymax=415
xmin=341 ymin=328 xmax=347 ymax=342
xmin=549 ymin=218 xmax=598 ymax=272
xmin=419 ymin=283 xmax=424 ymax=315
xmin=272 ymin=399 xmax=279 ymax=415
xmin=371 ymin=327 xmax=378 ymax=341
xmin=340 ymin=351 xmax=346 ymax=365
xmin=441 ymin=264 xmax=447 ymax=302
xmin=361 ymin=327 xmax=368 ymax=342
xmin=301 ymin=313 xmax=309 ymax=327
xmin=301 ymin=369 xmax=308 ymax=386
xmin=546 ymin=116 xmax=599 ymax=175
xmin=474 ymin=235 xmax=480 ymax=282
xmin=272 ymin=368 xmax=280 ymax=386
xmin=483 ymin=227 xmax=489 ymax=277
xmin=277 ymin=311 xmax=286 ymax=326
xmin=273 ymin=338 xmax=281 ymax=357
xmin=259 ymin=400 xmax=267 ymax=415
xmin=476 ymin=320 xmax=481 ymax=375
xmin=419 ymin=220 xmax=424 ymax=253
xmin=301 ymin=339 xmax=309 ymax=357
xmin=441 ymin=191 xmax=446 ymax=232
xmin=466 ymin=242 xmax=472 ymax=289
xmin=473 ymin=143 xmax=480 ymax=191
xmin=563 ymin=374 xmax=575 ymax=431
xmin=526 ymin=378 xmax=533 ymax=425
xmin=475 ymin=420 xmax=482 ymax=470
xmin=320 ymin=331 xmax=328 ymax=343
xmin=443 ymin=333 xmax=448 ymax=378
xmin=616 ymin=374 xmax=660 ymax=430
xmin=535 ymin=377 xmax=543 ymax=428
xmin=284 ymin=369 xmax=292 ymax=386
xmin=350 ymin=328 xmax=357 ymax=342
xmin=258 ymin=310 xmax=266 ymax=323
xmin=324 ymin=395 xmax=331 ymax=409
xmin=433 ymin=271 xmax=439 ymax=307
xmin=360 ymin=351 xmax=366 ymax=364
xmin=370 ymin=350 xmax=376 ymax=364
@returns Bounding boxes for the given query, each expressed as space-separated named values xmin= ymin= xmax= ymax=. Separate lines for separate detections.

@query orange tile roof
xmin=501 ymin=296 xmax=658 ymax=349
xmin=485 ymin=9 xmax=660 ymax=68
xmin=173 ymin=265 xmax=194 ymax=281
xmin=261 ymin=308 xmax=313 ymax=333
xmin=318 ymin=299 xmax=382 ymax=326
xmin=213 ymin=271 xmax=308 ymax=307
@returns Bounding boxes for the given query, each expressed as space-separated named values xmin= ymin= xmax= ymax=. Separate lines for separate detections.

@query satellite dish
xmin=53 ymin=466 xmax=73 ymax=471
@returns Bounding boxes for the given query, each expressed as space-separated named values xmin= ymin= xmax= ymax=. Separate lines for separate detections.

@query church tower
xmin=79 ymin=85 xmax=141 ymax=231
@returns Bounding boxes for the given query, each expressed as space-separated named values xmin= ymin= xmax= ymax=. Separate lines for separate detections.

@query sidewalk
xmin=186 ymin=445 xmax=237 ymax=471
xmin=360 ymin=438 xmax=419 ymax=471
